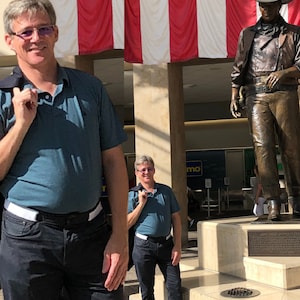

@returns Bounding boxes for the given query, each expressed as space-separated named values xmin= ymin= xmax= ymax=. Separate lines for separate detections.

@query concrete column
xmin=133 ymin=63 xmax=188 ymax=246
xmin=74 ymin=55 xmax=94 ymax=75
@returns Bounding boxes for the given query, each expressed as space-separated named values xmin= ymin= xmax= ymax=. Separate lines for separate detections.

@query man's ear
xmin=4 ymin=34 xmax=15 ymax=52
xmin=53 ymin=25 xmax=59 ymax=43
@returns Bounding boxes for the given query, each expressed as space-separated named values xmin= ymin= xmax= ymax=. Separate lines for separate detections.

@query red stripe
xmin=288 ymin=1 xmax=300 ymax=26
xmin=169 ymin=0 xmax=198 ymax=62
xmin=226 ymin=0 xmax=257 ymax=58
xmin=124 ymin=0 xmax=143 ymax=63
xmin=77 ymin=0 xmax=113 ymax=55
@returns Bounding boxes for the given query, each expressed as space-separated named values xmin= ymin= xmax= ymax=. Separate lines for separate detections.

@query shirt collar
xmin=0 ymin=64 xmax=69 ymax=90
xmin=253 ymin=15 xmax=288 ymax=35
xmin=131 ymin=182 xmax=158 ymax=194
xmin=0 ymin=66 xmax=24 ymax=89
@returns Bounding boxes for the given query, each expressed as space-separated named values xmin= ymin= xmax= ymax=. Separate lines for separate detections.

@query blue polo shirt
xmin=0 ymin=66 xmax=126 ymax=213
xmin=128 ymin=183 xmax=180 ymax=237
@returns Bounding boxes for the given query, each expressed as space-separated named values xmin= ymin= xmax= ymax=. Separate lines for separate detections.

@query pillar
xmin=133 ymin=63 xmax=188 ymax=246
xmin=74 ymin=55 xmax=94 ymax=75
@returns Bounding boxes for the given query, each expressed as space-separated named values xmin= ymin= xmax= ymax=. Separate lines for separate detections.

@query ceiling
xmin=94 ymin=58 xmax=234 ymax=107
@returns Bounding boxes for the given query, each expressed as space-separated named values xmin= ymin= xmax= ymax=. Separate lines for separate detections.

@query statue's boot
xmin=290 ymin=196 xmax=300 ymax=217
xmin=267 ymin=200 xmax=281 ymax=221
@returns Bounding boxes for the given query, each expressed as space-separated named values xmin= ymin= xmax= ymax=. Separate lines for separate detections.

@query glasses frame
xmin=136 ymin=167 xmax=155 ymax=174
xmin=10 ymin=25 xmax=55 ymax=40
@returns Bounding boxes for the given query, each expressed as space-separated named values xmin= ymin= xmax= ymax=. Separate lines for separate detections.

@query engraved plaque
xmin=248 ymin=230 xmax=300 ymax=256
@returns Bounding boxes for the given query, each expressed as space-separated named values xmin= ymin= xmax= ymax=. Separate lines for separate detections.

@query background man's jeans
xmin=133 ymin=236 xmax=182 ymax=300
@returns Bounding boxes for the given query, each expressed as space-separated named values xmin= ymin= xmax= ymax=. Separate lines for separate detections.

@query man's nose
xmin=30 ymin=28 xmax=41 ymax=41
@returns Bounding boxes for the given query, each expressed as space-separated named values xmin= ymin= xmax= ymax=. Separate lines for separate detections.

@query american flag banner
xmin=1 ymin=0 xmax=300 ymax=65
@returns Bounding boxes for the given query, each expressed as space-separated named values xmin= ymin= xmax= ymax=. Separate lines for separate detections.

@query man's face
xmin=135 ymin=162 xmax=155 ymax=185
xmin=5 ymin=11 xmax=58 ymax=67
xmin=259 ymin=1 xmax=281 ymax=23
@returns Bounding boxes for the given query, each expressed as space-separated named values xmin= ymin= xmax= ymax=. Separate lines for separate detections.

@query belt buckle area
xmin=255 ymin=84 xmax=272 ymax=94
xmin=262 ymin=85 xmax=272 ymax=93
xmin=64 ymin=212 xmax=88 ymax=226
xmin=254 ymin=75 xmax=268 ymax=85
xmin=37 ymin=211 xmax=88 ymax=228
xmin=149 ymin=234 xmax=171 ymax=243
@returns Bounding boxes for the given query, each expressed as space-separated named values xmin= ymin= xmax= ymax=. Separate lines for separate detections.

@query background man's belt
xmin=4 ymin=200 xmax=103 ymax=225
xmin=135 ymin=232 xmax=171 ymax=242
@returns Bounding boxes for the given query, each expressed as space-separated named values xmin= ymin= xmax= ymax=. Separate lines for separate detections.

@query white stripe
xmin=5 ymin=199 xmax=103 ymax=222
xmin=112 ymin=0 xmax=124 ymax=49
xmin=140 ymin=0 xmax=170 ymax=65
xmin=256 ymin=3 xmax=260 ymax=21
xmin=4 ymin=200 xmax=38 ymax=222
xmin=88 ymin=201 xmax=103 ymax=221
xmin=136 ymin=232 xmax=148 ymax=240
xmin=51 ymin=0 xmax=78 ymax=57
xmin=197 ymin=0 xmax=227 ymax=58
xmin=280 ymin=5 xmax=289 ymax=22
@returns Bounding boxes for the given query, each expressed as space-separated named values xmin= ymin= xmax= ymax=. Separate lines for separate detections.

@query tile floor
xmin=126 ymin=230 xmax=300 ymax=300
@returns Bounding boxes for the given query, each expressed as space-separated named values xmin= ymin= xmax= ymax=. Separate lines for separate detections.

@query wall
xmin=123 ymin=118 xmax=255 ymax=193
xmin=124 ymin=118 xmax=252 ymax=154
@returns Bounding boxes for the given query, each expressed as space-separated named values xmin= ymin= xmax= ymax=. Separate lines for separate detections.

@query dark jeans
xmin=0 ymin=193 xmax=4 ymax=239
xmin=0 ymin=209 xmax=123 ymax=300
xmin=132 ymin=236 xmax=182 ymax=300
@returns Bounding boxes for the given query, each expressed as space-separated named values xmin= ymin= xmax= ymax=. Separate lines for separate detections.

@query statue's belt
xmin=247 ymin=75 xmax=297 ymax=85
xmin=245 ymin=83 xmax=297 ymax=95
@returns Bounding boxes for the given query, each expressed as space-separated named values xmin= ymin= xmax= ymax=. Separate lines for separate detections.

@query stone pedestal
xmin=197 ymin=215 xmax=300 ymax=289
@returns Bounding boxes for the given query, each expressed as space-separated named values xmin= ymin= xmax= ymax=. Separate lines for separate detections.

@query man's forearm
xmin=0 ymin=124 xmax=28 ymax=180
xmin=102 ymin=145 xmax=129 ymax=236
xmin=172 ymin=212 xmax=182 ymax=248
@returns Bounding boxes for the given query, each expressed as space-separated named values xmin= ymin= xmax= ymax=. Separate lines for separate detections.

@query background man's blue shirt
xmin=128 ymin=183 xmax=180 ymax=237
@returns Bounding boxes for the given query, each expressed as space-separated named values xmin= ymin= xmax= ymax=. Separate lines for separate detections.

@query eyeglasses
xmin=10 ymin=25 xmax=55 ymax=40
xmin=137 ymin=168 xmax=154 ymax=173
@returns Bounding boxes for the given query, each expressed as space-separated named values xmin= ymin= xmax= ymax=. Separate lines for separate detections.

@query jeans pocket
xmin=2 ymin=210 xmax=39 ymax=238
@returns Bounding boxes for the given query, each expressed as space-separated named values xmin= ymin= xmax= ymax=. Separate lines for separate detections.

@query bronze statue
xmin=230 ymin=0 xmax=300 ymax=221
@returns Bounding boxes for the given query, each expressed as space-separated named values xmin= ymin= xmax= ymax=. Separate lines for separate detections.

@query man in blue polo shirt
xmin=128 ymin=155 xmax=182 ymax=300
xmin=0 ymin=0 xmax=129 ymax=299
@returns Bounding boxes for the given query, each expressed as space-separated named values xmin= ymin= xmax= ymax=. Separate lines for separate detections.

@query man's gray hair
xmin=134 ymin=155 xmax=155 ymax=170
xmin=3 ymin=0 xmax=56 ymax=34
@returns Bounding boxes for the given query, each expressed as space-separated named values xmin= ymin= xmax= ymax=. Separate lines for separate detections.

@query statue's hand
xmin=230 ymin=98 xmax=242 ymax=118
xmin=266 ymin=70 xmax=285 ymax=90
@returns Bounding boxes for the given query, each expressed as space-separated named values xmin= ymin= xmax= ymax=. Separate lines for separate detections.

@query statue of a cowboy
xmin=230 ymin=0 xmax=300 ymax=221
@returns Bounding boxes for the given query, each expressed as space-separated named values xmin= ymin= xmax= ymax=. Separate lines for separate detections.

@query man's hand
xmin=171 ymin=244 xmax=181 ymax=266
xmin=0 ymin=88 xmax=38 ymax=181
xmin=138 ymin=190 xmax=148 ymax=205
xmin=12 ymin=87 xmax=38 ymax=129
xmin=102 ymin=234 xmax=129 ymax=291
xmin=102 ymin=146 xmax=129 ymax=291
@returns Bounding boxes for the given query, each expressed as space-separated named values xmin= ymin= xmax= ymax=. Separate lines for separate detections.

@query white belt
xmin=4 ymin=199 xmax=103 ymax=222
xmin=135 ymin=232 xmax=171 ymax=241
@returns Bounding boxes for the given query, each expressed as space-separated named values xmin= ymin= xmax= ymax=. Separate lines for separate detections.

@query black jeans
xmin=0 ymin=209 xmax=123 ymax=300
xmin=0 ymin=193 xmax=4 ymax=239
xmin=133 ymin=235 xmax=182 ymax=300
